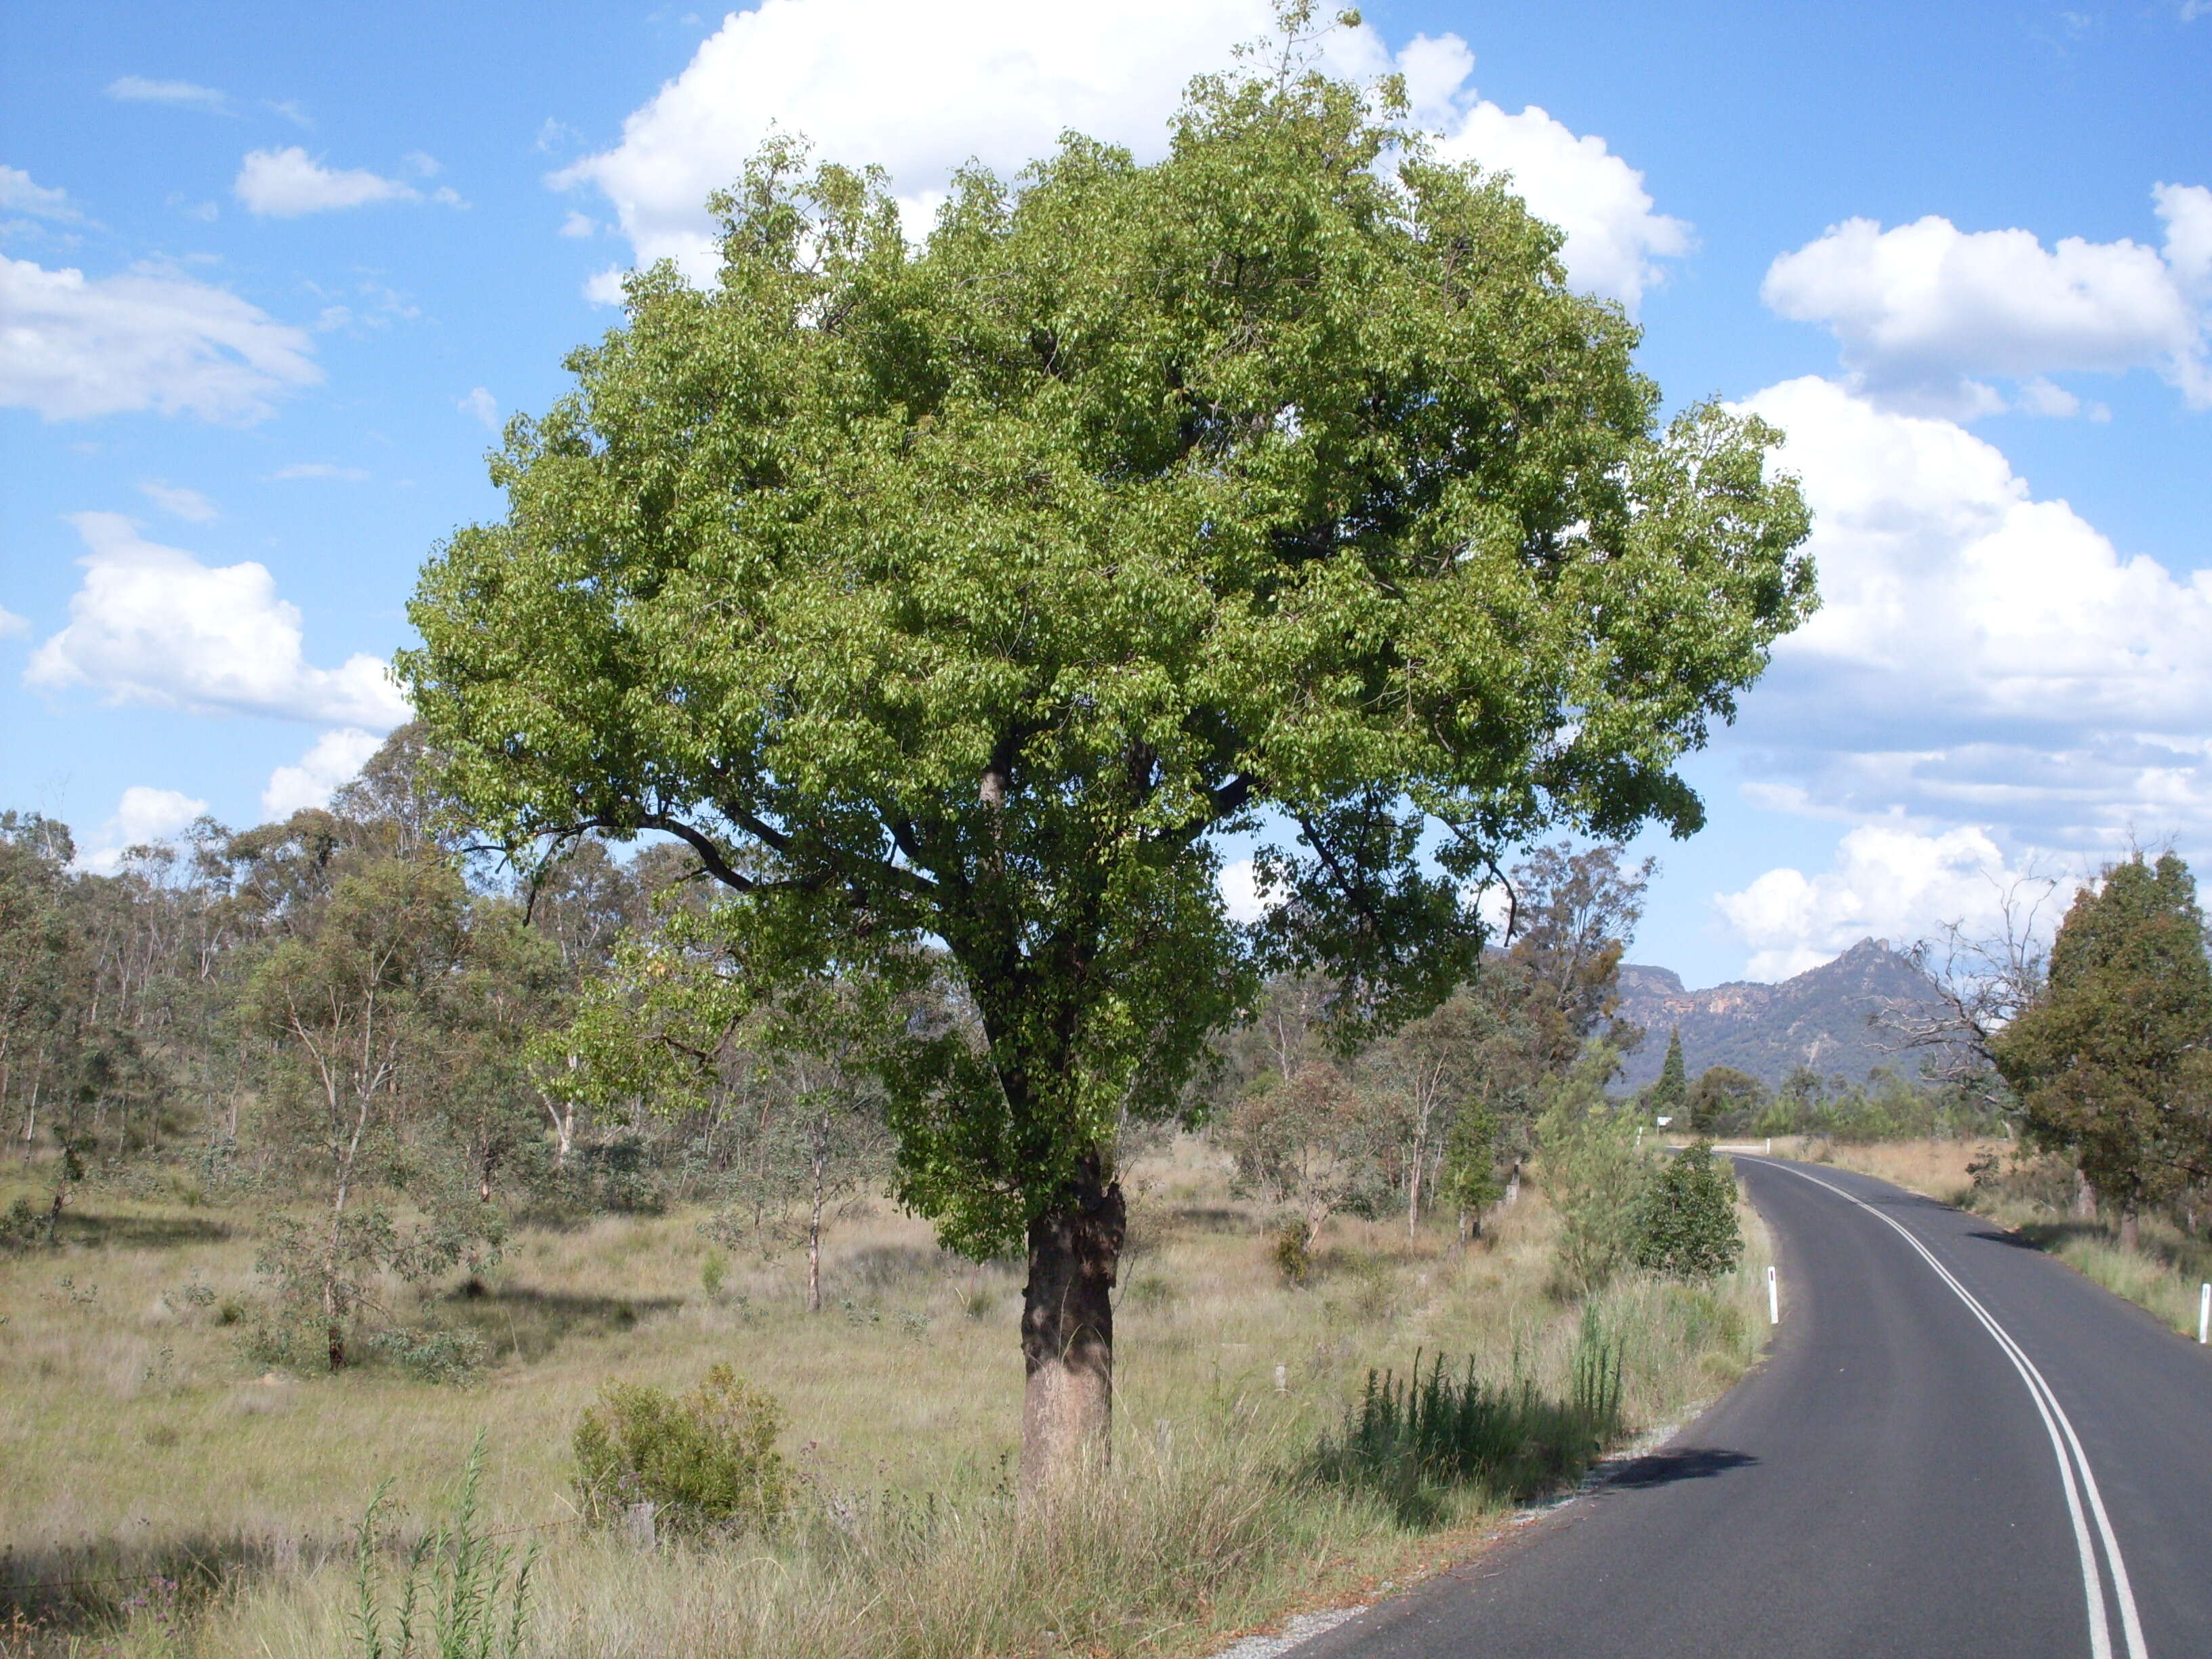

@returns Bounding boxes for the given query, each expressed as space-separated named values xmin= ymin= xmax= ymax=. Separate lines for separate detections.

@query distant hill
xmin=1610 ymin=938 xmax=1952 ymax=1091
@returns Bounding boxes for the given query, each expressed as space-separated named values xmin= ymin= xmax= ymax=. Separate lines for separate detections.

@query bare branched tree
xmin=1876 ymin=874 xmax=2067 ymax=1109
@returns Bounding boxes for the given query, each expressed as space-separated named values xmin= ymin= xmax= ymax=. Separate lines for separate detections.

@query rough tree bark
xmin=1019 ymin=1155 xmax=1125 ymax=1493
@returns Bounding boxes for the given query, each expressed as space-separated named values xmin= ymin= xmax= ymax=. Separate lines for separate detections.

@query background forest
xmin=1 ymin=719 xmax=2011 ymax=1378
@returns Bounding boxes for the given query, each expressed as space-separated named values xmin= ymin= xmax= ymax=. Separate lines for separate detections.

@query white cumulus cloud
xmin=458 ymin=386 xmax=498 ymax=430
xmin=1713 ymin=825 xmax=2066 ymax=982
xmin=556 ymin=1 xmax=1685 ymax=312
xmin=262 ymin=726 xmax=383 ymax=820
xmin=24 ymin=512 xmax=411 ymax=729
xmin=75 ymin=785 xmax=211 ymax=877
xmin=0 ymin=255 xmax=320 ymax=422
xmin=1721 ymin=375 xmax=2212 ymax=857
xmin=1761 ymin=184 xmax=2212 ymax=415
xmin=1411 ymin=36 xmax=1689 ymax=315
xmin=0 ymin=605 xmax=28 ymax=639
xmin=234 ymin=148 xmax=417 ymax=216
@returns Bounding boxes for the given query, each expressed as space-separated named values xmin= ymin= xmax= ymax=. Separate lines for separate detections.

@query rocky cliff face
xmin=1610 ymin=939 xmax=1951 ymax=1090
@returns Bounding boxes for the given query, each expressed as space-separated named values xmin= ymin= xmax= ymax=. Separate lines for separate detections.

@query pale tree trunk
xmin=2072 ymin=1169 xmax=2097 ymax=1221
xmin=1406 ymin=1145 xmax=1423 ymax=1239
xmin=324 ymin=1176 xmax=350 ymax=1372
xmin=1404 ymin=1057 xmax=1448 ymax=1240
xmin=319 ymin=1084 xmax=372 ymax=1372
xmin=806 ymin=1114 xmax=827 ymax=1315
xmin=540 ymin=1091 xmax=575 ymax=1171
xmin=20 ymin=1051 xmax=42 ymax=1163
xmin=293 ymin=995 xmax=380 ymax=1374
xmin=2118 ymin=1208 xmax=2139 ymax=1252
xmin=1019 ymin=1155 xmax=1124 ymax=1495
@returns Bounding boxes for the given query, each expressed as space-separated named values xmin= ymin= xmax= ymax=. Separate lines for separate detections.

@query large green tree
xmin=401 ymin=33 xmax=1812 ymax=1481
xmin=1994 ymin=853 xmax=2212 ymax=1246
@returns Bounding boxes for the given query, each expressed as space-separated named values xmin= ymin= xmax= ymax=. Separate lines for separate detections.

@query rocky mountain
xmin=1610 ymin=938 xmax=1952 ymax=1091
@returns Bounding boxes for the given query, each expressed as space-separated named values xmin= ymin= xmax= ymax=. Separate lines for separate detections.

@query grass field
xmin=1 ymin=1137 xmax=1772 ymax=1658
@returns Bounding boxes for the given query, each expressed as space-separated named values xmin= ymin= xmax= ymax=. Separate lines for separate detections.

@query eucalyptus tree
xmin=402 ymin=33 xmax=1812 ymax=1483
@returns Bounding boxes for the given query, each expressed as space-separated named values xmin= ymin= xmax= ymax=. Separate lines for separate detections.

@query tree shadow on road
xmin=1604 ymin=1448 xmax=1758 ymax=1489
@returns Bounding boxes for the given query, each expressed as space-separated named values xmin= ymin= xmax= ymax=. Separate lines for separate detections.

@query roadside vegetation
xmin=1 ymin=707 xmax=1776 ymax=1658
xmin=0 ymin=1133 xmax=1769 ymax=1657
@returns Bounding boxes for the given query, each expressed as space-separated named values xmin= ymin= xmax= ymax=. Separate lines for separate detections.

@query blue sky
xmin=3 ymin=0 xmax=2207 ymax=986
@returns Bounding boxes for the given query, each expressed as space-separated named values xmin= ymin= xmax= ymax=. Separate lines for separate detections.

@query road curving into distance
xmin=1290 ymin=1157 xmax=2212 ymax=1659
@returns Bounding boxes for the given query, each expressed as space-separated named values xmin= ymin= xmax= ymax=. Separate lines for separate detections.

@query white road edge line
xmin=1745 ymin=1158 xmax=2150 ymax=1659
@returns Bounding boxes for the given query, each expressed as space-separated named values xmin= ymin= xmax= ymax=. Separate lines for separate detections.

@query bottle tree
xmin=401 ymin=20 xmax=1814 ymax=1489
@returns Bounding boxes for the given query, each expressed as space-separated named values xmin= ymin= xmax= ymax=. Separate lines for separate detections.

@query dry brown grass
xmin=0 ymin=1137 xmax=1771 ymax=1658
xmin=1775 ymin=1136 xmax=2001 ymax=1204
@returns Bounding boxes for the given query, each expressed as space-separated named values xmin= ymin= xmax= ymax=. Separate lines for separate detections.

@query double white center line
xmin=1750 ymin=1160 xmax=2149 ymax=1659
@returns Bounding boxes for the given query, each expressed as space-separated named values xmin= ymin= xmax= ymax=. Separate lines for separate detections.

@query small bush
xmin=1632 ymin=1142 xmax=1743 ymax=1279
xmin=1123 ymin=1273 xmax=1176 ymax=1309
xmin=573 ymin=1365 xmax=789 ymax=1536
xmin=1 ymin=1195 xmax=44 ymax=1250
xmin=366 ymin=1327 xmax=490 ymax=1386
xmin=699 ymin=1248 xmax=726 ymax=1296
xmin=1269 ymin=1220 xmax=1312 ymax=1285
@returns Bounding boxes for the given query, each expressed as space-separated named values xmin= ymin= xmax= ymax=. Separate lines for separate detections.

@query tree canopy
xmin=401 ymin=37 xmax=1813 ymax=1477
xmin=1994 ymin=852 xmax=2212 ymax=1227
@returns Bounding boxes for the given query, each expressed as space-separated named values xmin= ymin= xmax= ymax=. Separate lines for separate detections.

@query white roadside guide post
xmin=1767 ymin=1265 xmax=1780 ymax=1326
xmin=2198 ymin=1282 xmax=2209 ymax=1345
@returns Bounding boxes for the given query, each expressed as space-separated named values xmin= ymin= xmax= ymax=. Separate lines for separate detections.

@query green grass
xmin=0 ymin=1139 xmax=1772 ymax=1658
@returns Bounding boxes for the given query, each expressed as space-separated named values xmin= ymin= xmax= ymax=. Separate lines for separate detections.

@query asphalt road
xmin=1291 ymin=1157 xmax=2212 ymax=1659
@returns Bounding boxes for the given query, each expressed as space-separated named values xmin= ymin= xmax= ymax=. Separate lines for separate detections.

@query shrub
xmin=1 ymin=1195 xmax=42 ymax=1251
xmin=573 ymin=1365 xmax=789 ymax=1536
xmin=699 ymin=1248 xmax=726 ymax=1296
xmin=1632 ymin=1142 xmax=1743 ymax=1279
xmin=365 ymin=1326 xmax=491 ymax=1386
xmin=1536 ymin=1048 xmax=1652 ymax=1293
xmin=1269 ymin=1218 xmax=1312 ymax=1285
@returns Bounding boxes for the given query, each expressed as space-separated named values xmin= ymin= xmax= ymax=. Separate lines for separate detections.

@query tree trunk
xmin=807 ymin=1174 xmax=825 ymax=1315
xmin=2118 ymin=1208 xmax=2139 ymax=1252
xmin=542 ymin=1085 xmax=575 ymax=1171
xmin=2072 ymin=1169 xmax=2097 ymax=1221
xmin=1406 ymin=1149 xmax=1422 ymax=1239
xmin=324 ymin=1195 xmax=348 ymax=1372
xmin=1019 ymin=1157 xmax=1124 ymax=1494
